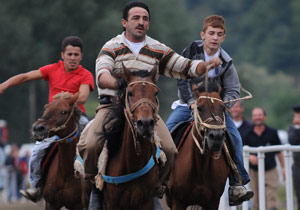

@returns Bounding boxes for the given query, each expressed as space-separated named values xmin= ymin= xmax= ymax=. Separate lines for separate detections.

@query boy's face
xmin=201 ymin=26 xmax=225 ymax=53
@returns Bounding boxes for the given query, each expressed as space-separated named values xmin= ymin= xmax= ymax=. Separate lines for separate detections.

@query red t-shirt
xmin=39 ymin=60 xmax=94 ymax=113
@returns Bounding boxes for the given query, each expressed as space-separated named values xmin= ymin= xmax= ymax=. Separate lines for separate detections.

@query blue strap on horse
xmin=102 ymin=145 xmax=161 ymax=185
xmin=56 ymin=130 xmax=79 ymax=143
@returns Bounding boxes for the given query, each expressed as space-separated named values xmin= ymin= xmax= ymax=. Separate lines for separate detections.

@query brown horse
xmin=31 ymin=92 xmax=90 ymax=210
xmin=167 ymin=78 xmax=230 ymax=210
xmin=102 ymin=65 xmax=161 ymax=210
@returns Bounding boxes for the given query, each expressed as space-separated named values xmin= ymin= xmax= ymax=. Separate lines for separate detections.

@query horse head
xmin=31 ymin=92 xmax=81 ymax=140
xmin=191 ymin=77 xmax=226 ymax=155
xmin=122 ymin=63 xmax=159 ymax=141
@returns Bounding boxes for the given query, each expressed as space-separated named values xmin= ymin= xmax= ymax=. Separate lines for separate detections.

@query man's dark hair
xmin=122 ymin=1 xmax=150 ymax=21
xmin=61 ymin=36 xmax=83 ymax=52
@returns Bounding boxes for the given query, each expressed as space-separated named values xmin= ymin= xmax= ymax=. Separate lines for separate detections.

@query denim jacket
xmin=177 ymin=40 xmax=240 ymax=108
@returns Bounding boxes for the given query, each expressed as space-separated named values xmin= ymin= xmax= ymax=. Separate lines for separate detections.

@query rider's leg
xmin=20 ymin=137 xmax=57 ymax=202
xmin=155 ymin=116 xmax=178 ymax=196
xmin=225 ymin=112 xmax=253 ymax=205
xmin=77 ymin=104 xmax=113 ymax=179
xmin=166 ymin=105 xmax=192 ymax=132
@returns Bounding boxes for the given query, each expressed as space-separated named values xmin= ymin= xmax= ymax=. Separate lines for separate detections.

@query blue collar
xmin=102 ymin=145 xmax=161 ymax=185
xmin=56 ymin=130 xmax=79 ymax=143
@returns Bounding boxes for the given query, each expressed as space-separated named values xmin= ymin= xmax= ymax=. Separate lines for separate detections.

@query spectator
xmin=4 ymin=144 xmax=21 ymax=202
xmin=287 ymin=104 xmax=300 ymax=210
xmin=230 ymin=101 xmax=253 ymax=144
xmin=244 ymin=107 xmax=285 ymax=210
xmin=0 ymin=120 xmax=8 ymax=146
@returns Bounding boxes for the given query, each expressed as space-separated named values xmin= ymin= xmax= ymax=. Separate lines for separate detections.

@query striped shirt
xmin=96 ymin=32 xmax=203 ymax=97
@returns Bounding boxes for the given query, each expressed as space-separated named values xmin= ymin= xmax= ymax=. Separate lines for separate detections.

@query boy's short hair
xmin=61 ymin=36 xmax=83 ymax=52
xmin=202 ymin=15 xmax=225 ymax=33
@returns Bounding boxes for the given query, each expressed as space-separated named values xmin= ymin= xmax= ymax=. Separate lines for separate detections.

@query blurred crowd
xmin=0 ymin=119 xmax=32 ymax=203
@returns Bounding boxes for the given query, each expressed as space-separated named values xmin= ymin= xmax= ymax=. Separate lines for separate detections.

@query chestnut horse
xmin=31 ymin=92 xmax=90 ymax=210
xmin=167 ymin=78 xmax=231 ymax=210
xmin=102 ymin=65 xmax=161 ymax=210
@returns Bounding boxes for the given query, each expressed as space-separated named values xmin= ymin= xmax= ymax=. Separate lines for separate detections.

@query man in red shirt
xmin=0 ymin=36 xmax=94 ymax=202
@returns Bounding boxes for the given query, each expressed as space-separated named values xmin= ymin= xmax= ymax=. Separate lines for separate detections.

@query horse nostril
xmin=33 ymin=124 xmax=46 ymax=133
xmin=136 ymin=118 xmax=155 ymax=130
xmin=208 ymin=133 xmax=215 ymax=140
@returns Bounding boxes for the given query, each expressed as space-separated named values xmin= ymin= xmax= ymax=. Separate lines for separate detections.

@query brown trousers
xmin=249 ymin=167 xmax=279 ymax=210
xmin=77 ymin=104 xmax=177 ymax=185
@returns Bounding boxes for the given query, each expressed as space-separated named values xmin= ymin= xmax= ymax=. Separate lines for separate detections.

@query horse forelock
xmin=53 ymin=91 xmax=73 ymax=100
xmin=196 ymin=78 xmax=220 ymax=93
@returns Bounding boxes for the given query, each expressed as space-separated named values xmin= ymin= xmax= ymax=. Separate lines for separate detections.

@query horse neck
xmin=118 ymin=122 xmax=153 ymax=173
xmin=55 ymin=118 xmax=78 ymax=174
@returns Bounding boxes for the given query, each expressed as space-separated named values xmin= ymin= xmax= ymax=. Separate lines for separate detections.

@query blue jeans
xmin=166 ymin=106 xmax=250 ymax=185
xmin=166 ymin=106 xmax=192 ymax=131
xmin=225 ymin=112 xmax=250 ymax=185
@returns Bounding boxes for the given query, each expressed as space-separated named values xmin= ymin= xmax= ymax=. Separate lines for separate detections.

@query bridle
xmin=123 ymin=80 xmax=160 ymax=155
xmin=192 ymin=95 xmax=226 ymax=155
xmin=192 ymin=63 xmax=253 ymax=155
xmin=36 ymin=105 xmax=77 ymax=141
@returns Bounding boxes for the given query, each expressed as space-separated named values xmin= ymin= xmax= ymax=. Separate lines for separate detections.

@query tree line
xmin=0 ymin=0 xmax=298 ymax=144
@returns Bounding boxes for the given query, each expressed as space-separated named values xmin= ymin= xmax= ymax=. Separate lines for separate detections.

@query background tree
xmin=0 ymin=0 xmax=299 ymax=144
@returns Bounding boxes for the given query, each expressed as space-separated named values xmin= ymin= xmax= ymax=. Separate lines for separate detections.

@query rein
xmin=124 ymin=81 xmax=159 ymax=155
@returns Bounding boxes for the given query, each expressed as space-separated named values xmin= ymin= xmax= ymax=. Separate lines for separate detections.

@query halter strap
xmin=102 ymin=145 xmax=161 ymax=185
xmin=124 ymin=80 xmax=160 ymax=155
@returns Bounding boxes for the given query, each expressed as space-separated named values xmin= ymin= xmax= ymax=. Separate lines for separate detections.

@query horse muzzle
xmin=206 ymin=129 xmax=225 ymax=152
xmin=135 ymin=117 xmax=155 ymax=140
xmin=32 ymin=122 xmax=49 ymax=141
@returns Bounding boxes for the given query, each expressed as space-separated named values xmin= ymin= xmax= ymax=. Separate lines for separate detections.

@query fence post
xmin=283 ymin=150 xmax=293 ymax=210
xmin=258 ymin=149 xmax=266 ymax=210
xmin=242 ymin=151 xmax=250 ymax=210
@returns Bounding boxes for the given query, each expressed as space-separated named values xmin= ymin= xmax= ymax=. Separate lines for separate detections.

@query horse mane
xmin=102 ymin=102 xmax=125 ymax=158
xmin=130 ymin=69 xmax=153 ymax=78
xmin=192 ymin=77 xmax=220 ymax=93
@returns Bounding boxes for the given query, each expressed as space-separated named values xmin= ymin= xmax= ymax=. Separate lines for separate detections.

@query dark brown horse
xmin=102 ymin=65 xmax=161 ymax=210
xmin=31 ymin=92 xmax=90 ymax=210
xmin=167 ymin=78 xmax=230 ymax=210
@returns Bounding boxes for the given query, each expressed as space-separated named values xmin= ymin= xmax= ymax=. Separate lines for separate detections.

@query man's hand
xmin=249 ymin=155 xmax=258 ymax=166
xmin=196 ymin=57 xmax=222 ymax=76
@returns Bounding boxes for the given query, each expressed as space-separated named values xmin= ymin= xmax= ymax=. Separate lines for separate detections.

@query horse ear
xmin=150 ymin=63 xmax=158 ymax=82
xmin=70 ymin=92 xmax=79 ymax=105
xmin=122 ymin=62 xmax=131 ymax=82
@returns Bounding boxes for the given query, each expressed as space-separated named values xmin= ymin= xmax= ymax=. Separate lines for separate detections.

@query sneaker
xmin=20 ymin=187 xmax=42 ymax=203
xmin=228 ymin=185 xmax=254 ymax=206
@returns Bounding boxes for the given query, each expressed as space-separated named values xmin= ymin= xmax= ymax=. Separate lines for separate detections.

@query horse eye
xmin=197 ymin=106 xmax=202 ymax=112
xmin=61 ymin=110 xmax=68 ymax=115
xmin=154 ymin=91 xmax=158 ymax=96
xmin=128 ymin=91 xmax=133 ymax=97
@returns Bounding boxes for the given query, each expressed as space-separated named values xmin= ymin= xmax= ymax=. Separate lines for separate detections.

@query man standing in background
xmin=244 ymin=107 xmax=285 ymax=210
